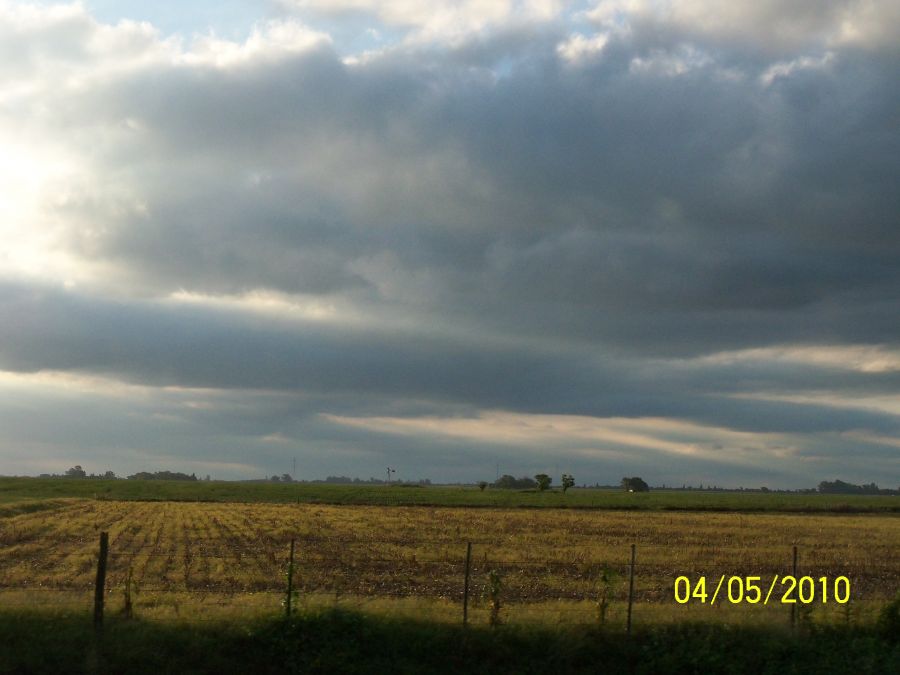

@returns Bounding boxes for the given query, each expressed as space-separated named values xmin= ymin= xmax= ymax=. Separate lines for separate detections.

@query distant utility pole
xmin=292 ymin=457 xmax=296 ymax=478
xmin=496 ymin=463 xmax=499 ymax=481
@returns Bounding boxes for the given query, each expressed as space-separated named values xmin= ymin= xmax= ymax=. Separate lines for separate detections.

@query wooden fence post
xmin=463 ymin=542 xmax=472 ymax=626
xmin=93 ymin=532 xmax=109 ymax=630
xmin=285 ymin=538 xmax=295 ymax=618
xmin=626 ymin=543 xmax=636 ymax=635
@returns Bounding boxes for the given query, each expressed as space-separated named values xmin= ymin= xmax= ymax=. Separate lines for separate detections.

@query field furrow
xmin=0 ymin=500 xmax=896 ymax=625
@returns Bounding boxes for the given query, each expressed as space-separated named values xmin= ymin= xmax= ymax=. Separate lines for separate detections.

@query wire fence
xmin=2 ymin=532 xmax=898 ymax=630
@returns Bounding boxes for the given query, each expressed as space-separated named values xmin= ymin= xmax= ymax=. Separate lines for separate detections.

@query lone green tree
xmin=534 ymin=474 xmax=551 ymax=491
xmin=621 ymin=476 xmax=649 ymax=492
xmin=493 ymin=475 xmax=537 ymax=489
xmin=561 ymin=473 xmax=575 ymax=493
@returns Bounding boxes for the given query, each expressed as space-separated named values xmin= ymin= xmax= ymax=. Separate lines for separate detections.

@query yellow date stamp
xmin=673 ymin=575 xmax=851 ymax=605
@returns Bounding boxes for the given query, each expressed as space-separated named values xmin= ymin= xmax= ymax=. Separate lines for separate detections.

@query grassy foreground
xmin=1 ymin=477 xmax=898 ymax=512
xmin=0 ymin=608 xmax=897 ymax=674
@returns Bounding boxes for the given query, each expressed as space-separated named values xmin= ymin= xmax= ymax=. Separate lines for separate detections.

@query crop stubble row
xmin=0 ymin=502 xmax=897 ymax=605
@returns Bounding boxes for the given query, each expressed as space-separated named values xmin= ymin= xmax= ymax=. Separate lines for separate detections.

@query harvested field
xmin=1 ymin=500 xmax=897 ymax=627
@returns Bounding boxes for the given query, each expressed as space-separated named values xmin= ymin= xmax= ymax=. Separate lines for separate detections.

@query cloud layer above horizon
xmin=1 ymin=0 xmax=898 ymax=487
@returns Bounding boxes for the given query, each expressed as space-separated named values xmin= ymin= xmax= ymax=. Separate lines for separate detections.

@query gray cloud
xmin=29 ymin=25 xmax=895 ymax=355
xmin=1 ymin=280 xmax=898 ymax=437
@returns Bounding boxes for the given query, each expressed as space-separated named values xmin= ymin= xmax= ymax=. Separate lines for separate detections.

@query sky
xmin=0 ymin=1 xmax=898 ymax=487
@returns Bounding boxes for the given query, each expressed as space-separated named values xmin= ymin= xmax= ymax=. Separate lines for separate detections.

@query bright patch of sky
xmin=85 ymin=0 xmax=407 ymax=55
xmin=85 ymin=1 xmax=266 ymax=40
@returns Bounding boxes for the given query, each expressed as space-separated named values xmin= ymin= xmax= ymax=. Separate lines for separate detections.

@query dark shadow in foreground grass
xmin=0 ymin=608 xmax=897 ymax=675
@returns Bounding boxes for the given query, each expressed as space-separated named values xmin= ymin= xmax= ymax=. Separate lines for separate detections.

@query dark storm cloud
xmin=0 ymin=279 xmax=600 ymax=407
xmin=1 ymin=280 xmax=898 ymax=439
xmin=32 ymin=20 xmax=896 ymax=360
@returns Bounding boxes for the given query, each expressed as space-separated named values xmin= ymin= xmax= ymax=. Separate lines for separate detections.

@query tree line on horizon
xmin=21 ymin=468 xmax=899 ymax=495
xmin=818 ymin=479 xmax=899 ymax=495
xmin=38 ymin=466 xmax=203 ymax=481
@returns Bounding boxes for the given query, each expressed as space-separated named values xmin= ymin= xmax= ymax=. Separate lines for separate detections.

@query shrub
xmin=877 ymin=592 xmax=900 ymax=640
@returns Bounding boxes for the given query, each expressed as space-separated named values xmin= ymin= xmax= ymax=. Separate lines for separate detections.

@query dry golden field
xmin=1 ymin=500 xmax=897 ymax=627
